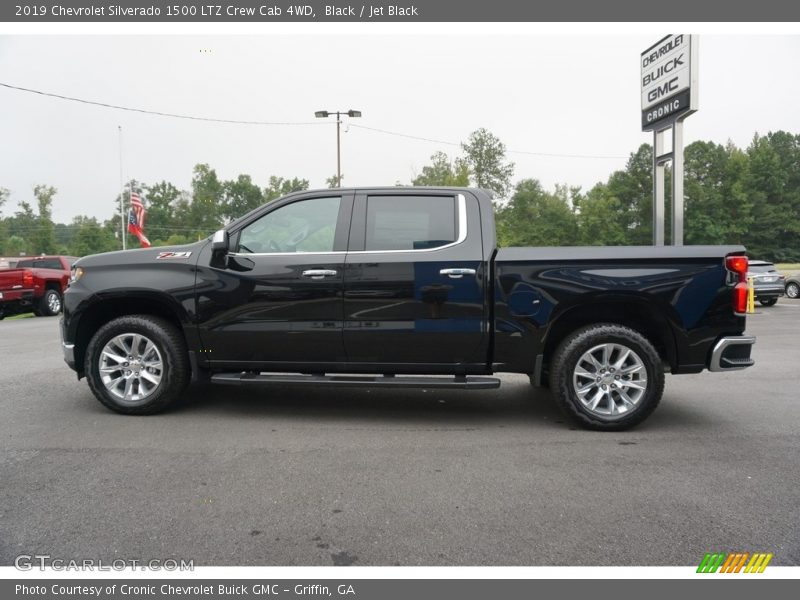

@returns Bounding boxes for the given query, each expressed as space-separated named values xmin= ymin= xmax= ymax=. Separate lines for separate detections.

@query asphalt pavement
xmin=1 ymin=302 xmax=798 ymax=566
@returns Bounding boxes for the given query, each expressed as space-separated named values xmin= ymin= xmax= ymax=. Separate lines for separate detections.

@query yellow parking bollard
xmin=747 ymin=276 xmax=755 ymax=313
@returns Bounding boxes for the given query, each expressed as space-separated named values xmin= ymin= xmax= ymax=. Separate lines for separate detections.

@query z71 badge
xmin=156 ymin=251 xmax=192 ymax=260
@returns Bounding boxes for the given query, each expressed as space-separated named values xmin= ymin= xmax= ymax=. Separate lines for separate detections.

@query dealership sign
xmin=641 ymin=34 xmax=698 ymax=130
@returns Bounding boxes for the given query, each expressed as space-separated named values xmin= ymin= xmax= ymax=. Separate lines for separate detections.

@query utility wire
xmin=350 ymin=124 xmax=627 ymax=160
xmin=2 ymin=81 xmax=628 ymax=160
xmin=0 ymin=82 xmax=324 ymax=126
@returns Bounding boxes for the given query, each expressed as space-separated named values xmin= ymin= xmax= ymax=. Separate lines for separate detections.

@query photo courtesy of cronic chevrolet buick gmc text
xmin=60 ymin=188 xmax=756 ymax=430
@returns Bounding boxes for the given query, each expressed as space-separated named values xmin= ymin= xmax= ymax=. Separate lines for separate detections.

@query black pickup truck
xmin=61 ymin=187 xmax=755 ymax=430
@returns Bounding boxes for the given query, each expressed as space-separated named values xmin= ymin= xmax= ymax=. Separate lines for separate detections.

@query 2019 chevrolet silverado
xmin=61 ymin=188 xmax=755 ymax=430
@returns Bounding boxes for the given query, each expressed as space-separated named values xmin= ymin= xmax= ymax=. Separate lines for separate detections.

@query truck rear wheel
xmin=549 ymin=324 xmax=665 ymax=431
xmin=85 ymin=315 xmax=189 ymax=415
xmin=38 ymin=288 xmax=62 ymax=316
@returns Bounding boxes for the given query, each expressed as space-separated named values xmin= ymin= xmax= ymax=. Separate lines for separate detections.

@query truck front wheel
xmin=549 ymin=324 xmax=665 ymax=431
xmin=85 ymin=315 xmax=189 ymax=415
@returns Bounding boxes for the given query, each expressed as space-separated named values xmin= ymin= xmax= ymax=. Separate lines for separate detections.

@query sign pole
xmin=641 ymin=34 xmax=697 ymax=247
xmin=653 ymin=129 xmax=666 ymax=246
xmin=671 ymin=119 xmax=685 ymax=245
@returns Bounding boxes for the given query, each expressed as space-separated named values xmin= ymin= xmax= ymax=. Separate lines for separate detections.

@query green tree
xmin=574 ymin=183 xmax=629 ymax=246
xmin=326 ymin=174 xmax=340 ymax=189
xmin=6 ymin=201 xmax=37 ymax=255
xmin=222 ymin=174 xmax=264 ymax=221
xmin=496 ymin=179 xmax=578 ymax=247
xmin=0 ymin=187 xmax=9 ymax=249
xmin=69 ymin=216 xmax=118 ymax=256
xmin=412 ymin=151 xmax=470 ymax=187
xmin=32 ymin=185 xmax=57 ymax=255
xmin=264 ymin=176 xmax=309 ymax=202
xmin=683 ymin=140 xmax=753 ymax=246
xmin=3 ymin=235 xmax=27 ymax=257
xmin=461 ymin=128 xmax=515 ymax=199
xmin=164 ymin=233 xmax=193 ymax=246
xmin=144 ymin=181 xmax=182 ymax=245
xmin=742 ymin=131 xmax=800 ymax=261
xmin=603 ymin=144 xmax=653 ymax=245
xmin=184 ymin=164 xmax=225 ymax=236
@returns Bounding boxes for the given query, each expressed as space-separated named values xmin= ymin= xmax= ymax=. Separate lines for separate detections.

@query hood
xmin=74 ymin=239 xmax=209 ymax=268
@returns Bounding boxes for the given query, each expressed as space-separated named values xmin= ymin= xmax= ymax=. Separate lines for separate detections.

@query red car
xmin=0 ymin=255 xmax=77 ymax=319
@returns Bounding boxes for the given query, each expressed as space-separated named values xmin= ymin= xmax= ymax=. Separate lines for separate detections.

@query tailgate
xmin=0 ymin=269 xmax=26 ymax=293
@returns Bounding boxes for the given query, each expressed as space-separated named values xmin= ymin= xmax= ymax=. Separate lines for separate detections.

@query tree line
xmin=1 ymin=128 xmax=798 ymax=262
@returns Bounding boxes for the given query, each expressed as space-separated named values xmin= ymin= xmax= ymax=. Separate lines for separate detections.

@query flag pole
xmin=118 ymin=125 xmax=126 ymax=251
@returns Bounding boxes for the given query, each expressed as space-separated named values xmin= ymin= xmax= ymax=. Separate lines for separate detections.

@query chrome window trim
xmin=229 ymin=194 xmax=467 ymax=257
xmin=228 ymin=251 xmax=347 ymax=257
xmin=350 ymin=193 xmax=466 ymax=255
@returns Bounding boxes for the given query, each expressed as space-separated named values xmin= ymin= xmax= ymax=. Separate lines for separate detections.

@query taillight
xmin=726 ymin=255 xmax=748 ymax=282
xmin=733 ymin=282 xmax=748 ymax=315
xmin=22 ymin=271 xmax=33 ymax=288
xmin=726 ymin=255 xmax=749 ymax=316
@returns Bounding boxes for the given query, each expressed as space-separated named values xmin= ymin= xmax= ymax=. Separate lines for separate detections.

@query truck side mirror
xmin=211 ymin=229 xmax=229 ymax=254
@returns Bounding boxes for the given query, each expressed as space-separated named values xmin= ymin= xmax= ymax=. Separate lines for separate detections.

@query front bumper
xmin=60 ymin=318 xmax=77 ymax=371
xmin=708 ymin=335 xmax=756 ymax=371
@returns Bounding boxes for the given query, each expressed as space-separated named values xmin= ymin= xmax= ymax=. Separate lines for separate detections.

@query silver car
xmin=747 ymin=260 xmax=785 ymax=307
xmin=785 ymin=274 xmax=800 ymax=299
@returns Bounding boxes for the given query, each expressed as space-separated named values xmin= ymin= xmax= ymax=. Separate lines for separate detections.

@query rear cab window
xmin=16 ymin=258 xmax=63 ymax=269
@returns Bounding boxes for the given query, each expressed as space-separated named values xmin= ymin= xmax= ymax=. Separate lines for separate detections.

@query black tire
xmin=786 ymin=282 xmax=800 ymax=299
xmin=85 ymin=315 xmax=189 ymax=415
xmin=549 ymin=324 xmax=665 ymax=431
xmin=759 ymin=298 xmax=778 ymax=307
xmin=38 ymin=288 xmax=62 ymax=316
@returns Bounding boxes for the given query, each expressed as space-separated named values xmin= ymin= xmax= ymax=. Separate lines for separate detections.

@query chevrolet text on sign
xmin=641 ymin=34 xmax=697 ymax=130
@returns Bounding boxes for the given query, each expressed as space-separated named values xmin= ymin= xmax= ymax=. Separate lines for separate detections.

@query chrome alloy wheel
xmin=47 ymin=292 xmax=61 ymax=313
xmin=787 ymin=282 xmax=800 ymax=299
xmin=572 ymin=343 xmax=648 ymax=419
xmin=99 ymin=333 xmax=163 ymax=404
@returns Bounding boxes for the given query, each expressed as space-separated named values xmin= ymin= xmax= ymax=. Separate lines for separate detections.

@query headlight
xmin=70 ymin=267 xmax=84 ymax=284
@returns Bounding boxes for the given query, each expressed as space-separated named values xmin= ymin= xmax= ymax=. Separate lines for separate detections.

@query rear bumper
xmin=708 ymin=335 xmax=756 ymax=372
xmin=0 ymin=290 xmax=35 ymax=315
xmin=752 ymin=284 xmax=785 ymax=298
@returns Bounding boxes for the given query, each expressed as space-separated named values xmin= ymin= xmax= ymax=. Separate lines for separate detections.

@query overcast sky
xmin=0 ymin=34 xmax=799 ymax=223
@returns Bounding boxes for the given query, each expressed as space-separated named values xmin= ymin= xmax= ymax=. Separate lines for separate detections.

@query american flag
xmin=127 ymin=191 xmax=151 ymax=248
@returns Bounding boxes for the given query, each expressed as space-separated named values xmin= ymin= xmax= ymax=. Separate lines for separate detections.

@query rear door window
xmin=365 ymin=196 xmax=456 ymax=251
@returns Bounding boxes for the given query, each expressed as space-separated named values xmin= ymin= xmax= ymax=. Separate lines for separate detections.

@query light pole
xmin=315 ymin=109 xmax=361 ymax=187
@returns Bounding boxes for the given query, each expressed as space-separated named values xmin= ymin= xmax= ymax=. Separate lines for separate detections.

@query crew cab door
xmin=343 ymin=191 xmax=488 ymax=369
xmin=195 ymin=193 xmax=353 ymax=368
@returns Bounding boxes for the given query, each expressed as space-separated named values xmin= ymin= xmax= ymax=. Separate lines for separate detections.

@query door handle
xmin=302 ymin=269 xmax=338 ymax=279
xmin=439 ymin=268 xmax=477 ymax=279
